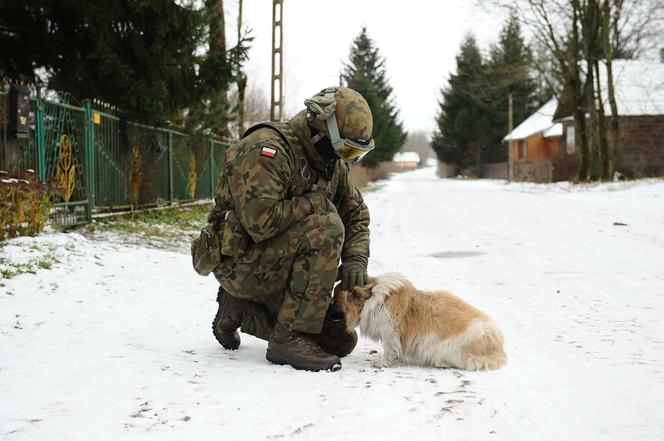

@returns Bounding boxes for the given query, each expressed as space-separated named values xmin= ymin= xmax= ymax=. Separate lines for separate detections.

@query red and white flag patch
xmin=259 ymin=146 xmax=277 ymax=158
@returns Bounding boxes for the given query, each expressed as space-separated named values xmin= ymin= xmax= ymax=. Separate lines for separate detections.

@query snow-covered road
xmin=2 ymin=167 xmax=664 ymax=441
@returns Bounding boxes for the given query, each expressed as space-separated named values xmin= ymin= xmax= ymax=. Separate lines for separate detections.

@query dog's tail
xmin=461 ymin=321 xmax=507 ymax=371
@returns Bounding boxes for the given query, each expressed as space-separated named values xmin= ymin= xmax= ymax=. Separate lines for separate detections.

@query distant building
xmin=503 ymin=60 xmax=664 ymax=182
xmin=502 ymin=98 xmax=564 ymax=182
xmin=392 ymin=151 xmax=421 ymax=170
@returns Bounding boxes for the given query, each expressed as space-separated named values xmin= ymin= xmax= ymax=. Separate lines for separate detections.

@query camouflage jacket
xmin=209 ymin=110 xmax=370 ymax=263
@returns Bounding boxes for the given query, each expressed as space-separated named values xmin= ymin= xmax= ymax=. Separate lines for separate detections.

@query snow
xmin=600 ymin=60 xmax=664 ymax=116
xmin=393 ymin=151 xmax=421 ymax=163
xmin=504 ymin=60 xmax=664 ymax=143
xmin=2 ymin=166 xmax=664 ymax=440
xmin=542 ymin=122 xmax=563 ymax=138
xmin=505 ymin=61 xmax=664 ymax=144
xmin=503 ymin=98 xmax=560 ymax=142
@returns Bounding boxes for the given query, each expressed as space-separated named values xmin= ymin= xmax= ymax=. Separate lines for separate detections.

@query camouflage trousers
xmin=213 ymin=210 xmax=344 ymax=335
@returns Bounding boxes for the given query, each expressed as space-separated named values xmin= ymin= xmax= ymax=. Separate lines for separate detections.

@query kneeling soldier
xmin=192 ymin=87 xmax=373 ymax=371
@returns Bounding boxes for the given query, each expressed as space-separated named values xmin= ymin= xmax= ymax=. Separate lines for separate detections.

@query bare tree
xmin=479 ymin=0 xmax=664 ymax=181
xmin=602 ymin=0 xmax=621 ymax=174
xmin=227 ymin=82 xmax=270 ymax=138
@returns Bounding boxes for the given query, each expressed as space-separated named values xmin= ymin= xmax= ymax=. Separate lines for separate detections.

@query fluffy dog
xmin=332 ymin=272 xmax=506 ymax=370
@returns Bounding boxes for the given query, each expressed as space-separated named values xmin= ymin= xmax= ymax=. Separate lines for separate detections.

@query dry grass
xmin=349 ymin=162 xmax=403 ymax=188
xmin=0 ymin=170 xmax=56 ymax=242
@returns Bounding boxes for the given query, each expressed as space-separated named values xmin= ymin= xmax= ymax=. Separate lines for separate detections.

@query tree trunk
xmin=475 ymin=141 xmax=483 ymax=178
xmin=594 ymin=59 xmax=610 ymax=180
xmin=209 ymin=0 xmax=226 ymax=55
xmin=582 ymin=0 xmax=601 ymax=180
xmin=236 ymin=0 xmax=246 ymax=136
xmin=570 ymin=2 xmax=590 ymax=181
xmin=207 ymin=0 xmax=229 ymax=137
xmin=584 ymin=64 xmax=599 ymax=180
xmin=603 ymin=0 xmax=620 ymax=174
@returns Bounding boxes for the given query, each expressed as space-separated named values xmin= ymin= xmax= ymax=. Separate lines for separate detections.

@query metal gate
xmin=1 ymin=90 xmax=230 ymax=226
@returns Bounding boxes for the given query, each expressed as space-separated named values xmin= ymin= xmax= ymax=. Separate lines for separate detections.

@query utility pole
xmin=508 ymin=93 xmax=514 ymax=182
xmin=270 ymin=0 xmax=284 ymax=122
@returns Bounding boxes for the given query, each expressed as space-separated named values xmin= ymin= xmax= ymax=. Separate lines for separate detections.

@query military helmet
xmin=304 ymin=87 xmax=375 ymax=162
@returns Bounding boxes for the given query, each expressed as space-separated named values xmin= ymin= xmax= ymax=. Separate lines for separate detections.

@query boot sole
xmin=266 ymin=348 xmax=342 ymax=372
xmin=212 ymin=309 xmax=240 ymax=351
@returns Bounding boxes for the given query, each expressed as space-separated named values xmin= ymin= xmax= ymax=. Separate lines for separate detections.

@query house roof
xmin=503 ymin=98 xmax=560 ymax=142
xmin=543 ymin=122 xmax=563 ymax=138
xmin=503 ymin=60 xmax=664 ymax=143
xmin=598 ymin=60 xmax=664 ymax=116
xmin=393 ymin=151 xmax=421 ymax=163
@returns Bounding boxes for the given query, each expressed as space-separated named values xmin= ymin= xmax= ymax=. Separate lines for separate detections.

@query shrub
xmin=0 ymin=170 xmax=57 ymax=241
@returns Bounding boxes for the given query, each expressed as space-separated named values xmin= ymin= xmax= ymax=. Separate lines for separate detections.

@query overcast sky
xmin=224 ymin=1 xmax=506 ymax=135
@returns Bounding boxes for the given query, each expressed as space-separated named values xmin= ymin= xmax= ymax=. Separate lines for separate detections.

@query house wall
xmin=544 ymin=137 xmax=562 ymax=158
xmin=551 ymin=121 xmax=580 ymax=181
xmin=558 ymin=115 xmax=664 ymax=179
xmin=394 ymin=161 xmax=419 ymax=170
xmin=511 ymin=133 xmax=562 ymax=164
xmin=509 ymin=134 xmax=564 ymax=182
xmin=527 ymin=134 xmax=547 ymax=161
xmin=514 ymin=161 xmax=553 ymax=182
xmin=618 ymin=115 xmax=664 ymax=177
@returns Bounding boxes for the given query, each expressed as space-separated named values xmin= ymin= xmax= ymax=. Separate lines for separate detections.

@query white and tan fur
xmin=333 ymin=272 xmax=506 ymax=370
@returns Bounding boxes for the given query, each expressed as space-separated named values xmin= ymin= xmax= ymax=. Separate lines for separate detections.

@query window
xmin=566 ymin=126 xmax=575 ymax=154
xmin=517 ymin=140 xmax=527 ymax=160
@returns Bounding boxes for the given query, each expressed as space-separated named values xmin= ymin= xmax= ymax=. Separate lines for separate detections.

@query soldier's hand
xmin=340 ymin=257 xmax=368 ymax=291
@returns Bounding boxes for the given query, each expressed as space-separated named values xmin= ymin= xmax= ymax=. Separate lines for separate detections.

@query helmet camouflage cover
xmin=305 ymin=87 xmax=374 ymax=161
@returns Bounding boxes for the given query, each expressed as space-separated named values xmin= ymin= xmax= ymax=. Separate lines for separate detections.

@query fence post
xmin=35 ymin=98 xmax=46 ymax=181
xmin=84 ymin=100 xmax=95 ymax=222
xmin=209 ymin=138 xmax=215 ymax=198
xmin=167 ymin=127 xmax=174 ymax=204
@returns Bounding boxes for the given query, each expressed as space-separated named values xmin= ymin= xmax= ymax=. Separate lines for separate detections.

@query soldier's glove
xmin=339 ymin=256 xmax=369 ymax=291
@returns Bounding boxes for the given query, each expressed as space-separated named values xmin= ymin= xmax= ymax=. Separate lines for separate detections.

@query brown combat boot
xmin=266 ymin=322 xmax=342 ymax=372
xmin=212 ymin=287 xmax=246 ymax=350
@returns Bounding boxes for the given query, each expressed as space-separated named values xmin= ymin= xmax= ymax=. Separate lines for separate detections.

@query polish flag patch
xmin=259 ymin=146 xmax=277 ymax=158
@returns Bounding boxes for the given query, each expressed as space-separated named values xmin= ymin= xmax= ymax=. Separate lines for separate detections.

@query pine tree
xmin=431 ymin=34 xmax=491 ymax=173
xmin=485 ymin=13 xmax=539 ymax=162
xmin=0 ymin=0 xmax=248 ymax=130
xmin=342 ymin=27 xmax=407 ymax=168
xmin=188 ymin=0 xmax=232 ymax=136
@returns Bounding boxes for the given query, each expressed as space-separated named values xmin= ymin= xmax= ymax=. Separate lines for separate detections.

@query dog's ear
xmin=352 ymin=283 xmax=375 ymax=301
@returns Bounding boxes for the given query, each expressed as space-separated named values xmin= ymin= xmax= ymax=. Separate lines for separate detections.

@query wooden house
xmin=558 ymin=60 xmax=664 ymax=179
xmin=392 ymin=151 xmax=421 ymax=171
xmin=502 ymin=99 xmax=565 ymax=182
xmin=503 ymin=59 xmax=664 ymax=182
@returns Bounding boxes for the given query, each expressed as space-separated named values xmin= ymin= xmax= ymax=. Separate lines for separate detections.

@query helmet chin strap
xmin=323 ymin=88 xmax=345 ymax=154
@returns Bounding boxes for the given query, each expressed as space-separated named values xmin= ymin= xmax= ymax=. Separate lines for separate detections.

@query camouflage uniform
xmin=206 ymin=110 xmax=370 ymax=337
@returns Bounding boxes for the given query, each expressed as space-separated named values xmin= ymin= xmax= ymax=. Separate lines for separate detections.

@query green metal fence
xmin=0 ymin=91 xmax=230 ymax=225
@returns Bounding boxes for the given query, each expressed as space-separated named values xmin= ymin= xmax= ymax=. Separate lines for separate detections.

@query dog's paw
xmin=371 ymin=359 xmax=386 ymax=369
